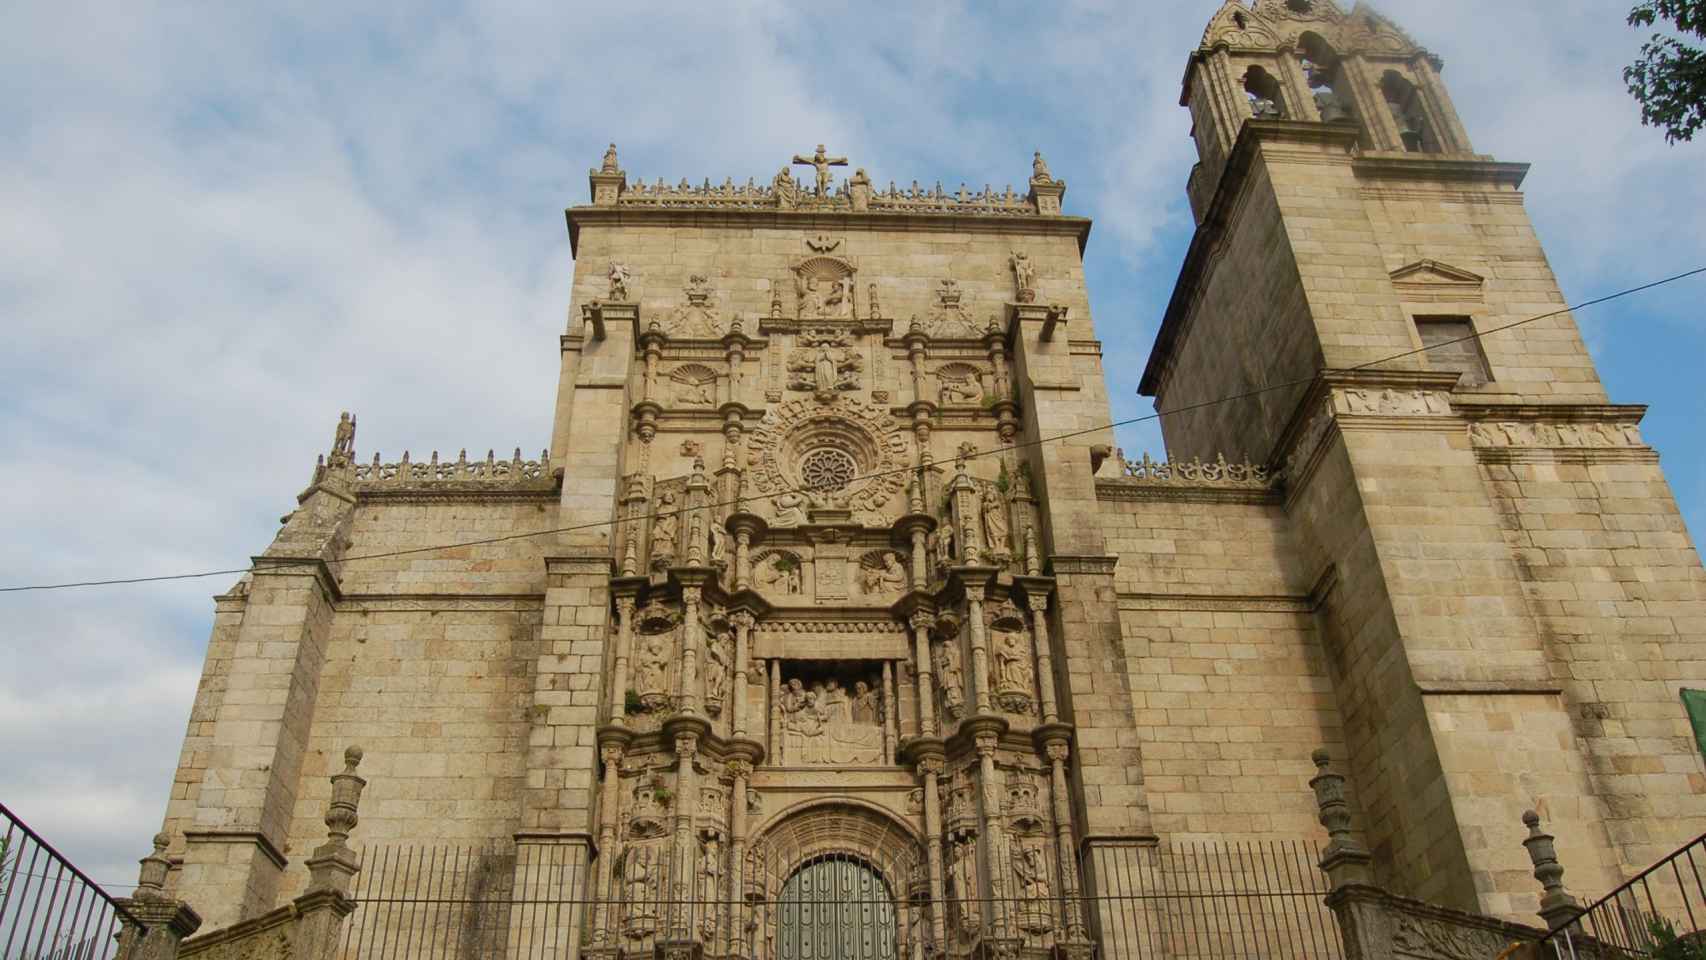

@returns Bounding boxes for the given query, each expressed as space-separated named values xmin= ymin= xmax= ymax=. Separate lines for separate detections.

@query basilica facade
xmin=140 ymin=3 xmax=1706 ymax=959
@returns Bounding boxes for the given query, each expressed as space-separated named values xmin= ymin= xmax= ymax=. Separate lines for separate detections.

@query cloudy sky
xmin=2 ymin=0 xmax=1702 ymax=894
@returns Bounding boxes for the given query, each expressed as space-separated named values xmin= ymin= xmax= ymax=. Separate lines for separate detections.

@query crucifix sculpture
xmin=791 ymin=144 xmax=848 ymax=198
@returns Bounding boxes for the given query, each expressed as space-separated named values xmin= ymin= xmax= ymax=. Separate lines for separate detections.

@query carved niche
xmin=668 ymin=363 xmax=718 ymax=407
xmin=935 ymin=362 xmax=986 ymax=406
xmin=631 ymin=601 xmax=680 ymax=712
xmin=986 ymin=601 xmax=1035 ymax=716
xmin=744 ymin=396 xmax=909 ymax=526
xmin=791 ymin=255 xmax=858 ymax=320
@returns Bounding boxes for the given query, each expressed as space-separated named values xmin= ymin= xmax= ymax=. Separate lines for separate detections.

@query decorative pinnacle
xmin=1309 ymin=748 xmax=1371 ymax=888
xmin=134 ymin=832 xmax=172 ymax=899
xmin=324 ymin=744 xmax=367 ymax=844
xmin=1523 ymin=809 xmax=1582 ymax=929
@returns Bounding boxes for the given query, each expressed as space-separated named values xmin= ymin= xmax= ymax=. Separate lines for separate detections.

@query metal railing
xmin=336 ymin=838 xmax=1341 ymax=960
xmin=0 ymin=801 xmax=141 ymax=960
xmin=1543 ymin=833 xmax=1706 ymax=960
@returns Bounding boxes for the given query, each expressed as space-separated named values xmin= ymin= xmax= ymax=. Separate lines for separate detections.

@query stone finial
xmin=306 ymin=745 xmax=367 ymax=895
xmin=134 ymin=832 xmax=171 ymax=901
xmin=1522 ymin=810 xmax=1583 ymax=930
xmin=1309 ymin=748 xmax=1371 ymax=888
xmin=601 ymin=143 xmax=620 ymax=175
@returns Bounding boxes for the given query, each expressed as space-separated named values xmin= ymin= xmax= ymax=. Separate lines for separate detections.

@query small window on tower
xmin=1415 ymin=316 xmax=1492 ymax=387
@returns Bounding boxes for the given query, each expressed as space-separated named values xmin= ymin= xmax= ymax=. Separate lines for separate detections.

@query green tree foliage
xmin=1625 ymin=1 xmax=1706 ymax=143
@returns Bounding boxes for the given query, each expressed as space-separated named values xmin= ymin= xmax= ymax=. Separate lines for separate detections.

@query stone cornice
xmin=566 ymin=206 xmax=1093 ymax=258
xmin=1095 ymin=479 xmax=1280 ymax=506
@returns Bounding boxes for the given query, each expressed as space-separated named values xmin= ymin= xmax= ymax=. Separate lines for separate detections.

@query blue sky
xmin=1 ymin=0 xmax=1702 ymax=893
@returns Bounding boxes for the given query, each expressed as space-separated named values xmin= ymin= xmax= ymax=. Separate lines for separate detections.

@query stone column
xmin=973 ymin=732 xmax=1010 ymax=936
xmin=728 ymin=759 xmax=753 ymax=953
xmin=1408 ymin=53 xmax=1472 ymax=153
xmin=671 ymin=734 xmax=700 ymax=940
xmin=1026 ymin=595 xmax=1058 ymax=726
xmin=621 ymin=476 xmax=648 ymax=577
xmin=966 ymin=593 xmax=992 ymax=715
xmin=611 ymin=597 xmax=636 ymax=724
xmin=1045 ymin=742 xmax=1088 ymax=941
xmin=910 ymin=612 xmax=938 ymax=737
xmin=591 ymin=743 xmax=625 ymax=945
xmin=731 ymin=613 xmax=754 ymax=739
xmin=680 ymin=586 xmax=703 ymax=716
xmin=919 ymin=757 xmax=948 ymax=947
xmin=770 ymin=659 xmax=782 ymax=763
xmin=881 ymin=662 xmax=897 ymax=764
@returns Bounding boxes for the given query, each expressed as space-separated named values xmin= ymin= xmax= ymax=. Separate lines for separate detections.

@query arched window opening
xmin=1381 ymin=71 xmax=1435 ymax=152
xmin=1299 ymin=33 xmax=1353 ymax=123
xmin=778 ymin=856 xmax=897 ymax=960
xmin=1244 ymin=66 xmax=1285 ymax=119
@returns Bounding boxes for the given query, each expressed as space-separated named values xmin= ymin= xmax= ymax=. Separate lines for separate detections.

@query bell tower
xmin=1143 ymin=0 xmax=1706 ymax=918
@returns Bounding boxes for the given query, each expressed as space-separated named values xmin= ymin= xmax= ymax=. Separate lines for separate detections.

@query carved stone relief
xmin=785 ymin=330 xmax=862 ymax=400
xmin=1338 ymin=387 xmax=1451 ymax=417
xmin=666 ymin=274 xmax=725 ymax=338
xmin=935 ymin=362 xmax=986 ymax=406
xmin=792 ymin=256 xmax=858 ymax=320
xmin=1391 ymin=913 xmax=1509 ymax=960
xmin=857 ymin=550 xmax=909 ymax=600
xmin=924 ymin=279 xmax=982 ymax=338
xmin=753 ymin=550 xmax=805 ymax=597
xmin=745 ymin=396 xmax=908 ymax=526
xmin=777 ymin=671 xmax=884 ymax=765
xmin=669 ymin=364 xmax=718 ymax=407
xmin=987 ymin=602 xmax=1035 ymax=715
xmin=1468 ymin=420 xmax=1643 ymax=448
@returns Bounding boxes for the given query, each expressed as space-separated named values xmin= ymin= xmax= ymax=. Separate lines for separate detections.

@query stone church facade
xmin=139 ymin=2 xmax=1706 ymax=958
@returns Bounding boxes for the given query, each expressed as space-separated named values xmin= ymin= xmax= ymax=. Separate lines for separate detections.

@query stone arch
xmin=1380 ymin=69 xmax=1434 ymax=152
xmin=1243 ymin=64 xmax=1286 ymax=118
xmin=748 ymin=798 xmax=923 ymax=899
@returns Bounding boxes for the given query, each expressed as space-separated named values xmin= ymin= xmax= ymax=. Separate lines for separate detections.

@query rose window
xmin=800 ymin=448 xmax=857 ymax=493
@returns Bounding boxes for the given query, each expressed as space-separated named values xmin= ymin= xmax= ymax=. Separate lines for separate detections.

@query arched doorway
xmin=749 ymin=801 xmax=922 ymax=960
xmin=777 ymin=856 xmax=897 ymax=960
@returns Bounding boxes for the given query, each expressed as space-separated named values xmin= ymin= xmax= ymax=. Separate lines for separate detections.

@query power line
xmin=3 ymin=264 xmax=1702 ymax=596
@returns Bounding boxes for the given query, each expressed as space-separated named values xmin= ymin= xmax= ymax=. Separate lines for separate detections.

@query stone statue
xmin=932 ymin=524 xmax=955 ymax=569
xmin=782 ymin=679 xmax=823 ymax=736
xmin=635 ymin=631 xmax=670 ymax=700
xmin=981 ymin=486 xmax=1011 ymax=557
xmin=792 ymin=143 xmax=848 ymax=198
xmin=608 ymin=261 xmax=631 ymax=302
xmin=773 ymin=165 xmax=799 ymax=208
xmin=1031 ymin=150 xmax=1052 ymax=182
xmin=865 ymin=551 xmax=907 ymax=595
xmin=936 ymin=640 xmax=965 ymax=715
xmin=813 ymin=339 xmax=838 ymax=394
xmin=330 ymin=411 xmax=357 ymax=464
xmin=704 ymin=631 xmax=730 ymax=706
xmin=1011 ymin=251 xmax=1037 ymax=299
xmin=771 ymin=492 xmax=806 ymax=528
xmin=1013 ymin=844 xmax=1050 ymax=900
xmin=699 ymin=836 xmax=722 ymax=901
xmin=601 ymin=143 xmax=620 ymax=174
xmin=994 ymin=627 xmax=1033 ymax=693
xmin=851 ymin=680 xmax=880 ymax=724
xmin=795 ymin=274 xmax=823 ymax=318
xmin=825 ymin=278 xmax=854 ymax=318
xmin=650 ymin=494 xmax=678 ymax=566
xmin=849 ymin=167 xmax=873 ymax=211
xmin=624 ymin=847 xmax=656 ymax=923
xmin=708 ymin=521 xmax=728 ymax=567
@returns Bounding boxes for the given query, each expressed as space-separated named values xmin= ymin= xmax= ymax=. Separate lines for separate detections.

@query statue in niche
xmin=634 ymin=631 xmax=672 ymax=705
xmin=824 ymin=277 xmax=854 ymax=318
xmin=861 ymin=551 xmax=908 ymax=598
xmin=980 ymin=486 xmax=1011 ymax=558
xmin=939 ymin=371 xmax=983 ymax=405
xmin=771 ymin=492 xmax=807 ymax=528
xmin=623 ymin=847 xmax=657 ymax=932
xmin=851 ymin=681 xmax=880 ymax=724
xmin=650 ymin=494 xmax=678 ymax=568
xmin=704 ymin=631 xmax=730 ymax=713
xmin=936 ymin=639 xmax=966 ymax=718
xmin=1011 ymin=251 xmax=1037 ymax=302
xmin=795 ymin=274 xmax=825 ymax=318
xmin=905 ymin=905 xmax=933 ymax=960
xmin=608 ymin=261 xmax=632 ymax=302
xmin=1012 ymin=844 xmax=1053 ymax=934
xmin=993 ymin=626 xmax=1034 ymax=701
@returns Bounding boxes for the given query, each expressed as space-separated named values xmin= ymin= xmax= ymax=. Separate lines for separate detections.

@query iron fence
xmin=1543 ymin=833 xmax=1706 ymax=960
xmin=338 ymin=838 xmax=1341 ymax=960
xmin=0 ymin=801 xmax=141 ymax=960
